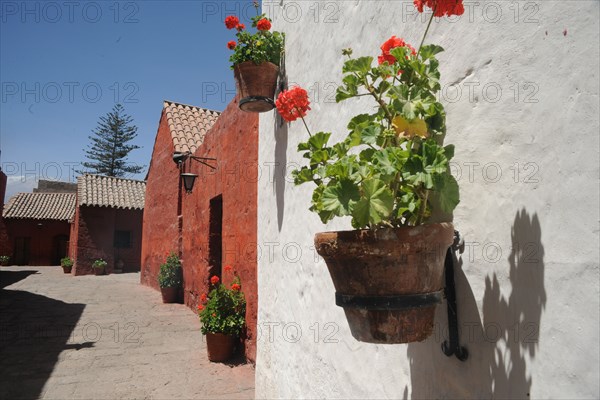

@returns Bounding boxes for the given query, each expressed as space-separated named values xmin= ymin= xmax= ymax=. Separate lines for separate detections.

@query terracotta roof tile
xmin=78 ymin=174 xmax=146 ymax=210
xmin=163 ymin=100 xmax=220 ymax=153
xmin=2 ymin=192 xmax=76 ymax=221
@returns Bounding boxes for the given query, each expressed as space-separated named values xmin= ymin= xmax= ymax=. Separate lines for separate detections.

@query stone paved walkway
xmin=0 ymin=266 xmax=255 ymax=399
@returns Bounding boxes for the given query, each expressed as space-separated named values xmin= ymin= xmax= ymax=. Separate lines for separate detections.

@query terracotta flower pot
xmin=93 ymin=268 xmax=105 ymax=276
xmin=62 ymin=266 xmax=72 ymax=274
xmin=205 ymin=332 xmax=236 ymax=362
xmin=160 ymin=287 xmax=179 ymax=304
xmin=314 ymin=223 xmax=454 ymax=344
xmin=233 ymin=61 xmax=279 ymax=113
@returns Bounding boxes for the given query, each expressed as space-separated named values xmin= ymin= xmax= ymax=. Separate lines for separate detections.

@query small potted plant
xmin=92 ymin=259 xmax=107 ymax=276
xmin=276 ymin=1 xmax=464 ymax=343
xmin=60 ymin=257 xmax=73 ymax=274
xmin=225 ymin=2 xmax=284 ymax=112
xmin=157 ymin=252 xmax=182 ymax=303
xmin=0 ymin=255 xmax=10 ymax=266
xmin=197 ymin=266 xmax=246 ymax=362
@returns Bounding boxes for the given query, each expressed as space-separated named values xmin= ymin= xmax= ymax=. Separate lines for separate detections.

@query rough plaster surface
xmin=257 ymin=1 xmax=599 ymax=398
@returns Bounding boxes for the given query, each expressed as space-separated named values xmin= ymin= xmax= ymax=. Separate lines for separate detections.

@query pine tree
xmin=81 ymin=104 xmax=143 ymax=177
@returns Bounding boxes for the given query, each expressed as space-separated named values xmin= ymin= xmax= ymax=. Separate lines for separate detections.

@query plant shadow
xmin=405 ymin=208 xmax=546 ymax=399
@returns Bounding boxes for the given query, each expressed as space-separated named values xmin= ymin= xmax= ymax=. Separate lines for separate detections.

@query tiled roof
xmin=78 ymin=174 xmax=146 ymax=210
xmin=2 ymin=192 xmax=76 ymax=221
xmin=163 ymin=100 xmax=220 ymax=153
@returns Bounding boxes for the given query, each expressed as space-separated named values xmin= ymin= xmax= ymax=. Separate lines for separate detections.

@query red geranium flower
xmin=236 ymin=23 xmax=245 ymax=31
xmin=225 ymin=15 xmax=239 ymax=29
xmin=212 ymin=313 xmax=217 ymax=317
xmin=231 ymin=283 xmax=241 ymax=291
xmin=275 ymin=86 xmax=311 ymax=122
xmin=197 ymin=304 xmax=204 ymax=311
xmin=200 ymin=293 xmax=207 ymax=303
xmin=227 ymin=40 xmax=236 ymax=50
xmin=224 ymin=265 xmax=232 ymax=273
xmin=378 ymin=36 xmax=416 ymax=66
xmin=414 ymin=0 xmax=464 ymax=17
xmin=256 ymin=18 xmax=271 ymax=31
xmin=210 ymin=275 xmax=220 ymax=285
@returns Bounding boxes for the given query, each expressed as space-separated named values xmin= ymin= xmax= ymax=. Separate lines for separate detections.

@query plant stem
xmin=416 ymin=189 xmax=429 ymax=225
xmin=298 ymin=112 xmax=312 ymax=137
xmin=417 ymin=7 xmax=436 ymax=57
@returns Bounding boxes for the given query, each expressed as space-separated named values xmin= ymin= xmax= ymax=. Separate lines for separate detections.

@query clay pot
xmin=93 ymin=268 xmax=105 ymax=276
xmin=160 ymin=287 xmax=179 ymax=304
xmin=233 ymin=61 xmax=279 ymax=112
xmin=62 ymin=266 xmax=72 ymax=274
xmin=314 ymin=223 xmax=454 ymax=344
xmin=205 ymin=333 xmax=236 ymax=362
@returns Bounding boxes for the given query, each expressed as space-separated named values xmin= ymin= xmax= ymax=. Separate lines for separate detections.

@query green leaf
xmin=342 ymin=56 xmax=373 ymax=74
xmin=352 ymin=179 xmax=394 ymax=228
xmin=419 ymin=44 xmax=444 ymax=60
xmin=292 ymin=167 xmax=314 ymax=185
xmin=322 ymin=180 xmax=360 ymax=216
xmin=444 ymin=144 xmax=455 ymax=160
xmin=432 ymin=173 xmax=460 ymax=213
xmin=307 ymin=132 xmax=331 ymax=150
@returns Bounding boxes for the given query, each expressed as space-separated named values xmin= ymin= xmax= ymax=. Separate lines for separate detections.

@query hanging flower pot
xmin=315 ymin=223 xmax=453 ymax=343
xmin=224 ymin=9 xmax=283 ymax=113
xmin=234 ymin=61 xmax=279 ymax=112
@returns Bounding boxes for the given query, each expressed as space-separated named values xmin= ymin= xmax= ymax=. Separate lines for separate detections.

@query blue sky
xmin=1 ymin=0 xmax=258 ymax=199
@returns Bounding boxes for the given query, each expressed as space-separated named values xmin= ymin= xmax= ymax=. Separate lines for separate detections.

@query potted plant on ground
xmin=197 ymin=266 xmax=246 ymax=362
xmin=225 ymin=2 xmax=284 ymax=112
xmin=92 ymin=259 xmax=107 ymax=276
xmin=60 ymin=257 xmax=73 ymax=274
xmin=276 ymin=1 xmax=464 ymax=343
xmin=157 ymin=252 xmax=182 ymax=303
xmin=0 ymin=255 xmax=10 ymax=266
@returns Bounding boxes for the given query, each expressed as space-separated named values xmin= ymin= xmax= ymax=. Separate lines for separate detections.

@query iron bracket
xmin=441 ymin=230 xmax=469 ymax=361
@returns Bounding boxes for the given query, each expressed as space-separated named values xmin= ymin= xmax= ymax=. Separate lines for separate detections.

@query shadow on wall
xmin=274 ymin=59 xmax=288 ymax=232
xmin=406 ymin=208 xmax=546 ymax=399
xmin=0 ymin=279 xmax=86 ymax=399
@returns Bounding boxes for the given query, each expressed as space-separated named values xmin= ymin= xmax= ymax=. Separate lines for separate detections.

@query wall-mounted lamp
xmin=174 ymin=152 xmax=217 ymax=194
xmin=181 ymin=173 xmax=198 ymax=194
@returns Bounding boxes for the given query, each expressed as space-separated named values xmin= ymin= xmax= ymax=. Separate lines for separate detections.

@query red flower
xmin=224 ymin=265 xmax=232 ymax=273
xmin=378 ymin=36 xmax=416 ymax=66
xmin=200 ymin=293 xmax=207 ymax=303
xmin=212 ymin=313 xmax=217 ymax=317
xmin=256 ymin=18 xmax=271 ymax=31
xmin=210 ymin=275 xmax=220 ymax=285
xmin=275 ymin=86 xmax=311 ymax=122
xmin=225 ymin=15 xmax=239 ymax=29
xmin=231 ymin=283 xmax=241 ymax=291
xmin=414 ymin=0 xmax=464 ymax=17
xmin=236 ymin=23 xmax=245 ymax=31
xmin=227 ymin=40 xmax=237 ymax=50
xmin=197 ymin=304 xmax=204 ymax=311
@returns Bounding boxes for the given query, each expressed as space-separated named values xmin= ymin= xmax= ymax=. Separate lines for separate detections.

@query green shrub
xmin=157 ymin=252 xmax=182 ymax=288
xmin=60 ymin=257 xmax=73 ymax=268
xmin=92 ymin=259 xmax=107 ymax=269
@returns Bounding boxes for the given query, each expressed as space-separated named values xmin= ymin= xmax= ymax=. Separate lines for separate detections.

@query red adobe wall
xmin=181 ymin=97 xmax=258 ymax=362
xmin=140 ymin=111 xmax=181 ymax=288
xmin=2 ymin=219 xmax=70 ymax=265
xmin=141 ymin=98 xmax=258 ymax=363
xmin=71 ymin=206 xmax=143 ymax=275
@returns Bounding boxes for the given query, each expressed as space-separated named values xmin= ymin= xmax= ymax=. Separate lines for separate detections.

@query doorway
xmin=52 ymin=235 xmax=69 ymax=265
xmin=14 ymin=237 xmax=31 ymax=265
xmin=208 ymin=195 xmax=223 ymax=280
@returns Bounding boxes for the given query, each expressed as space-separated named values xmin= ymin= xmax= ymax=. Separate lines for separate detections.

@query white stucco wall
xmin=257 ymin=1 xmax=599 ymax=398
